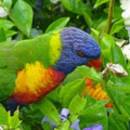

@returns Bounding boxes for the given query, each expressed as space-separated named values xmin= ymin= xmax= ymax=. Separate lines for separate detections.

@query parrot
xmin=0 ymin=27 xmax=101 ymax=105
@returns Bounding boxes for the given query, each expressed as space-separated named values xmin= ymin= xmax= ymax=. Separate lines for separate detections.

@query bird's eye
xmin=76 ymin=50 xmax=86 ymax=57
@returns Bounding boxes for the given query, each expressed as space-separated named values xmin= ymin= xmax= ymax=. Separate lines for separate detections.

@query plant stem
xmin=106 ymin=0 xmax=115 ymax=34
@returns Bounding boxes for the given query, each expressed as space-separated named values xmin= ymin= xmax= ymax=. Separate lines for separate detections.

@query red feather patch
xmin=11 ymin=62 xmax=65 ymax=104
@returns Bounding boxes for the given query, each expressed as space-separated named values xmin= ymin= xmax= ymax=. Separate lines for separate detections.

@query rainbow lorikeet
xmin=0 ymin=27 xmax=100 ymax=105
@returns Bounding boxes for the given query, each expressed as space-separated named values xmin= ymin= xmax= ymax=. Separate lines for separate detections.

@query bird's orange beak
xmin=86 ymin=58 xmax=102 ymax=70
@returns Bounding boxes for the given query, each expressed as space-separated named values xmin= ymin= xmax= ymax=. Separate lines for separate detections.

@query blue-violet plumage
xmin=54 ymin=27 xmax=101 ymax=74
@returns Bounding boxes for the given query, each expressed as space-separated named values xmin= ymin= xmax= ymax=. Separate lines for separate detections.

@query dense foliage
xmin=0 ymin=0 xmax=130 ymax=130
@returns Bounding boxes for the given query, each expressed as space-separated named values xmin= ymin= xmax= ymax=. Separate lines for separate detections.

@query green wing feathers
xmin=0 ymin=31 xmax=62 ymax=100
xmin=0 ymin=31 xmax=62 ymax=71
xmin=0 ymin=69 xmax=16 ymax=101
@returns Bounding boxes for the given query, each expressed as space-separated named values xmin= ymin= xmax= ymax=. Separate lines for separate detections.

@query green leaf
xmin=0 ymin=105 xmax=21 ymax=129
xmin=0 ymin=28 xmax=6 ymax=42
xmin=91 ymin=28 xmax=100 ymax=42
xmin=108 ymin=113 xmax=128 ymax=130
xmin=0 ymin=20 xmax=15 ymax=39
xmin=21 ymin=123 xmax=31 ymax=130
xmin=5 ymin=29 xmax=17 ymax=37
xmin=109 ymin=75 xmax=130 ymax=88
xmin=69 ymin=95 xmax=87 ymax=116
xmin=96 ymin=19 xmax=108 ymax=33
xmin=38 ymin=99 xmax=60 ymax=125
xmin=113 ymin=2 xmax=122 ymax=19
xmin=61 ymin=0 xmax=85 ymax=14
xmin=3 ymin=0 xmax=12 ymax=10
xmin=59 ymin=79 xmax=85 ymax=106
xmin=42 ymin=122 xmax=52 ymax=130
xmin=110 ymin=19 xmax=124 ymax=35
xmin=61 ymin=0 xmax=92 ymax=26
xmin=54 ymin=120 xmax=70 ymax=130
xmin=94 ymin=0 xmax=109 ymax=8
xmin=100 ymin=34 xmax=116 ymax=64
xmin=10 ymin=0 xmax=33 ymax=36
xmin=80 ymin=101 xmax=108 ymax=130
xmin=64 ymin=66 xmax=102 ymax=84
xmin=23 ymin=0 xmax=36 ymax=7
xmin=111 ymin=44 xmax=126 ymax=67
xmin=106 ymin=81 xmax=130 ymax=119
xmin=20 ymin=105 xmax=43 ymax=128
xmin=83 ymin=12 xmax=92 ymax=26
xmin=46 ymin=17 xmax=70 ymax=33
xmin=8 ymin=110 xmax=22 ymax=129
xmin=0 ymin=19 xmax=14 ymax=30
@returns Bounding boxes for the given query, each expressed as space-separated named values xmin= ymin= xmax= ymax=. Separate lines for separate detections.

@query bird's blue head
xmin=54 ymin=27 xmax=101 ymax=74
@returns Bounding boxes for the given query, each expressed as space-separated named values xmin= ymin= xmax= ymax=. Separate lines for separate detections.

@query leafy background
xmin=0 ymin=0 xmax=130 ymax=130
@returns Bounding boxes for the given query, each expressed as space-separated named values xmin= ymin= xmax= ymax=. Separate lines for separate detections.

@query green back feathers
xmin=0 ymin=30 xmax=62 ymax=100
xmin=0 ymin=69 xmax=16 ymax=101
xmin=0 ymin=31 xmax=62 ymax=72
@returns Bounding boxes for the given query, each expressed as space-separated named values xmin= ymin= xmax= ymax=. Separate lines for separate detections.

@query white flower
xmin=0 ymin=126 xmax=3 ymax=130
xmin=122 ymin=9 xmax=130 ymax=26
xmin=122 ymin=43 xmax=130 ymax=60
xmin=0 ymin=6 xmax=8 ymax=18
xmin=120 ymin=0 xmax=130 ymax=40
xmin=102 ymin=63 xmax=128 ymax=76
xmin=50 ymin=0 xmax=59 ymax=4
xmin=120 ymin=0 xmax=129 ymax=10
xmin=120 ymin=0 xmax=130 ymax=25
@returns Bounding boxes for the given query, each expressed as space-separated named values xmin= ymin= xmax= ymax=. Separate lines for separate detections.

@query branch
xmin=106 ymin=0 xmax=115 ymax=34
